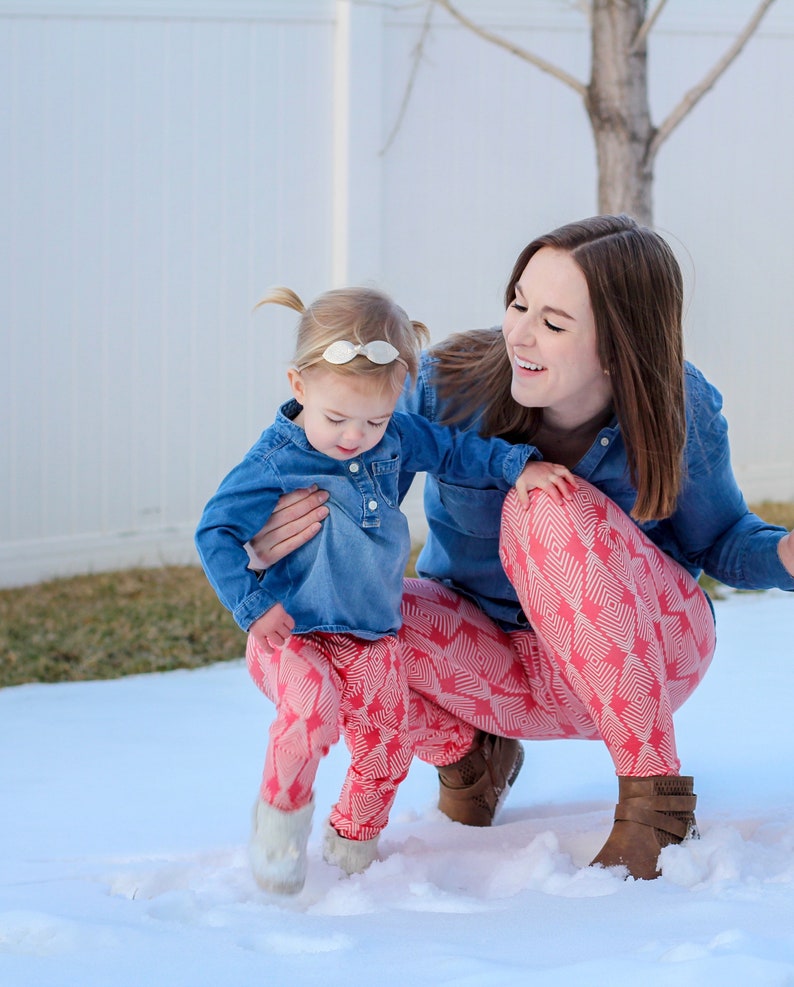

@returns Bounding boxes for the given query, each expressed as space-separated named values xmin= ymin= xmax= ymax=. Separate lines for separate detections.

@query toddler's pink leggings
xmin=246 ymin=632 xmax=474 ymax=840
xmin=400 ymin=482 xmax=716 ymax=776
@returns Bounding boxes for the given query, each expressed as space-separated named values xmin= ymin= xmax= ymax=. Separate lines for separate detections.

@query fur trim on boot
xmin=249 ymin=798 xmax=314 ymax=894
xmin=590 ymin=775 xmax=698 ymax=880
xmin=322 ymin=821 xmax=379 ymax=876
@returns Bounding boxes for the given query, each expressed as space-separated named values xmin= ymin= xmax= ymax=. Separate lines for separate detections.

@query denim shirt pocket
xmin=435 ymin=478 xmax=505 ymax=538
xmin=371 ymin=457 xmax=401 ymax=509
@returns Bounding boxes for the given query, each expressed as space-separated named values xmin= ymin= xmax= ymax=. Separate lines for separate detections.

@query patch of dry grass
xmin=747 ymin=501 xmax=794 ymax=529
xmin=1 ymin=505 xmax=790 ymax=688
xmin=0 ymin=566 xmax=246 ymax=688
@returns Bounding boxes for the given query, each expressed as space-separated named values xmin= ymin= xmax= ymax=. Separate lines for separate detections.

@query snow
xmin=2 ymin=589 xmax=793 ymax=987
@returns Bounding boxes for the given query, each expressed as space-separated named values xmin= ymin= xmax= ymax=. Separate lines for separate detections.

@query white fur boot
xmin=249 ymin=799 xmax=314 ymax=894
xmin=322 ymin=821 xmax=379 ymax=876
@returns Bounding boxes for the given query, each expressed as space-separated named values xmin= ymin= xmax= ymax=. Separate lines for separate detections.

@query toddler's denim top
xmin=399 ymin=350 xmax=794 ymax=631
xmin=195 ymin=400 xmax=534 ymax=638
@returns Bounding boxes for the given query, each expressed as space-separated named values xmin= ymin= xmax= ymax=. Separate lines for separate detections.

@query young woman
xmin=195 ymin=285 xmax=548 ymax=894
xmin=250 ymin=215 xmax=794 ymax=880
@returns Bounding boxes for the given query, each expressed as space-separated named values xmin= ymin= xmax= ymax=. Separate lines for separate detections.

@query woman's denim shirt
xmin=195 ymin=400 xmax=533 ymax=639
xmin=399 ymin=351 xmax=794 ymax=631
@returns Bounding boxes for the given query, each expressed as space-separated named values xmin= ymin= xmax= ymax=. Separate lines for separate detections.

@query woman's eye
xmin=544 ymin=318 xmax=564 ymax=333
xmin=511 ymin=301 xmax=528 ymax=313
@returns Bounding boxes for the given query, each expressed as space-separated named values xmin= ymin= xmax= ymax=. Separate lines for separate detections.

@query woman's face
xmin=502 ymin=246 xmax=612 ymax=429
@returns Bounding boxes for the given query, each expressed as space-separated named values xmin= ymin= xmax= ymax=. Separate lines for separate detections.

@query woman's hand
xmin=249 ymin=485 xmax=329 ymax=568
xmin=778 ymin=530 xmax=794 ymax=577
xmin=515 ymin=460 xmax=577 ymax=508
xmin=249 ymin=604 xmax=295 ymax=655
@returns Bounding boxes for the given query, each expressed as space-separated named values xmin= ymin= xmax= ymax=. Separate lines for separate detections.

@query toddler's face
xmin=288 ymin=367 xmax=405 ymax=461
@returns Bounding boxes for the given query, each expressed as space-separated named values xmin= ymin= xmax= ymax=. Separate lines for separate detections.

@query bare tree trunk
xmin=422 ymin=0 xmax=776 ymax=228
xmin=587 ymin=0 xmax=655 ymax=224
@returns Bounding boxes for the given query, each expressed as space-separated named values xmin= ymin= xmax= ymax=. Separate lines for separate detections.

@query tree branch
xmin=649 ymin=0 xmax=777 ymax=160
xmin=633 ymin=0 xmax=668 ymax=52
xmin=434 ymin=0 xmax=588 ymax=99
xmin=380 ymin=1 xmax=435 ymax=154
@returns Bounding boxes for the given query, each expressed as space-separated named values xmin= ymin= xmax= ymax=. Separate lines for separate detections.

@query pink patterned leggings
xmin=401 ymin=483 xmax=716 ymax=776
xmin=247 ymin=481 xmax=716 ymax=838
xmin=246 ymin=631 xmax=474 ymax=840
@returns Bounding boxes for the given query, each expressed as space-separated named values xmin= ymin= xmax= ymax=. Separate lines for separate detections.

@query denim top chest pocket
xmin=435 ymin=477 xmax=506 ymax=538
xmin=370 ymin=457 xmax=400 ymax=509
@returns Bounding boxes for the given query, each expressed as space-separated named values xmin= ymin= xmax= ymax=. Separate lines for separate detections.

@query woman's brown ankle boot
xmin=590 ymin=775 xmax=698 ymax=880
xmin=437 ymin=732 xmax=524 ymax=826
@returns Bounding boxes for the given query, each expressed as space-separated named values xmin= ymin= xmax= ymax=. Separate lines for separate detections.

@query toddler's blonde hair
xmin=257 ymin=286 xmax=430 ymax=391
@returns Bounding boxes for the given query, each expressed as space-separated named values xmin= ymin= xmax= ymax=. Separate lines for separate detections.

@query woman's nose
xmin=507 ymin=312 xmax=535 ymax=344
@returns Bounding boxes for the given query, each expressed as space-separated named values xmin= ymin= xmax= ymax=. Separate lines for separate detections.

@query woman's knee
xmin=499 ymin=485 xmax=572 ymax=582
xmin=500 ymin=479 xmax=639 ymax=576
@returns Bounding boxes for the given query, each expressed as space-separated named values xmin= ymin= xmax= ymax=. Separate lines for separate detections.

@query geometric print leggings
xmin=247 ymin=480 xmax=717 ymax=839
xmin=246 ymin=631 xmax=475 ymax=841
xmin=401 ymin=482 xmax=717 ymax=777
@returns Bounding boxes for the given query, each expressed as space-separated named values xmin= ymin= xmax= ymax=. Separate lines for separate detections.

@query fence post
xmin=332 ymin=0 xmax=384 ymax=287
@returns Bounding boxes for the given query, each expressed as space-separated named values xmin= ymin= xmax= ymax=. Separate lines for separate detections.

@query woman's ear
xmin=287 ymin=368 xmax=305 ymax=403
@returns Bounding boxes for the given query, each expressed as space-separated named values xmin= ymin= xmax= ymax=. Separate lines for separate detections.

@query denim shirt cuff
xmin=233 ymin=589 xmax=280 ymax=632
xmin=769 ymin=537 xmax=794 ymax=590
xmin=502 ymin=444 xmax=540 ymax=485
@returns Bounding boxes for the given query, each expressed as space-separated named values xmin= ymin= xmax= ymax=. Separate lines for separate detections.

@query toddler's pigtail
xmin=410 ymin=320 xmax=431 ymax=352
xmin=255 ymin=287 xmax=305 ymax=314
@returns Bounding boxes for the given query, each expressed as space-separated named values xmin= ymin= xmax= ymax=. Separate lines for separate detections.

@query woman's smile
xmin=514 ymin=356 xmax=546 ymax=372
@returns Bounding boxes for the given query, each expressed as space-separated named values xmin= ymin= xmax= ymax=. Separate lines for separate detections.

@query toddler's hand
xmin=249 ymin=603 xmax=295 ymax=654
xmin=515 ymin=460 xmax=576 ymax=508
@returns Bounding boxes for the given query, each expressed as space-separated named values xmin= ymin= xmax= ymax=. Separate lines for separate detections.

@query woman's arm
xmin=673 ymin=367 xmax=794 ymax=590
xmin=248 ymin=485 xmax=330 ymax=568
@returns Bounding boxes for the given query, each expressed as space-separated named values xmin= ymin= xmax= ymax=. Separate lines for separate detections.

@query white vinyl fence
xmin=2 ymin=0 xmax=793 ymax=587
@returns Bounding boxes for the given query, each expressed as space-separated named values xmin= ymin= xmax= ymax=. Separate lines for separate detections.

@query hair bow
xmin=321 ymin=339 xmax=405 ymax=366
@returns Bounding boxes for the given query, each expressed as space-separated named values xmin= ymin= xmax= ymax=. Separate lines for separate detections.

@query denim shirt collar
xmin=273 ymin=399 xmax=314 ymax=451
xmin=576 ymin=417 xmax=620 ymax=477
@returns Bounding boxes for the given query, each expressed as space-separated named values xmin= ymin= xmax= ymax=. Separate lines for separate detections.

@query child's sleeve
xmin=393 ymin=412 xmax=540 ymax=486
xmin=194 ymin=456 xmax=286 ymax=631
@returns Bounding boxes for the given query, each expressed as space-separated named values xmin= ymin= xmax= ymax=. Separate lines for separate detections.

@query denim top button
xmin=349 ymin=462 xmax=360 ymax=473
xmin=368 ymin=499 xmax=378 ymax=510
xmin=600 ymin=436 xmax=609 ymax=446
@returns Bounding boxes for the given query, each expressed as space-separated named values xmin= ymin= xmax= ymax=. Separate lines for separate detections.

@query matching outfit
xmin=198 ymin=349 xmax=794 ymax=846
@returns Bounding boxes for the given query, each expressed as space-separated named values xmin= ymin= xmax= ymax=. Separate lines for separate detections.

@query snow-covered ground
xmin=2 ymin=590 xmax=793 ymax=987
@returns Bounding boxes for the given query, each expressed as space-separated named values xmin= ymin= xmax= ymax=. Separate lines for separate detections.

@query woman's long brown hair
xmin=432 ymin=215 xmax=685 ymax=522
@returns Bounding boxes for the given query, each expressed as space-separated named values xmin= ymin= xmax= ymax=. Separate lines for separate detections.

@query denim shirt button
xmin=368 ymin=499 xmax=378 ymax=510
xmin=348 ymin=462 xmax=360 ymax=473
xmin=600 ymin=437 xmax=609 ymax=446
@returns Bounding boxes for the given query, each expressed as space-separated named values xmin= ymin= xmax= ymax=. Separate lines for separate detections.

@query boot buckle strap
xmin=632 ymin=794 xmax=697 ymax=813
xmin=614 ymin=803 xmax=692 ymax=839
